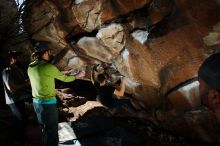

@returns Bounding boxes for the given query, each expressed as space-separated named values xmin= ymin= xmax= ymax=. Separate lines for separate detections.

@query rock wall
xmin=23 ymin=0 xmax=220 ymax=143
xmin=0 ymin=0 xmax=18 ymax=55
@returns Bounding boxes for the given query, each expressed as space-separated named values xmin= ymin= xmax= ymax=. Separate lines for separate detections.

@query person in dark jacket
xmin=198 ymin=52 xmax=220 ymax=122
xmin=91 ymin=65 xmax=138 ymax=111
xmin=2 ymin=51 xmax=30 ymax=145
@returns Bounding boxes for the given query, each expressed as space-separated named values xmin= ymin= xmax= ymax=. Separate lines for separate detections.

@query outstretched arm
xmin=91 ymin=65 xmax=96 ymax=84
xmin=74 ymin=70 xmax=85 ymax=79
xmin=113 ymin=77 xmax=126 ymax=97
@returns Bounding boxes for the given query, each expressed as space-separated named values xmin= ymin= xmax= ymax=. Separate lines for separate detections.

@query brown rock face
xmin=24 ymin=0 xmax=68 ymax=51
xmin=72 ymin=0 xmax=151 ymax=32
xmin=0 ymin=0 xmax=20 ymax=51
xmin=72 ymin=0 xmax=102 ymax=32
xmin=204 ymin=22 xmax=220 ymax=46
xmin=77 ymin=37 xmax=113 ymax=62
xmin=149 ymin=0 xmax=220 ymax=95
xmin=23 ymin=0 xmax=220 ymax=143
xmin=100 ymin=0 xmax=151 ymax=22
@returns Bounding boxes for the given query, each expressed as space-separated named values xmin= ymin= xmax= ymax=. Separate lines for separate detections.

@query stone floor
xmin=0 ymin=104 xmax=211 ymax=146
xmin=0 ymin=106 xmax=41 ymax=146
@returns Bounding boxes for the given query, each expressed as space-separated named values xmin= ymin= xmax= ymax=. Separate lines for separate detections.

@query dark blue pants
xmin=33 ymin=104 xmax=58 ymax=146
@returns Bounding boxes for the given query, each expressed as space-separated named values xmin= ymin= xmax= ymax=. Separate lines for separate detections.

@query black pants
xmin=8 ymin=101 xmax=28 ymax=145
xmin=111 ymin=98 xmax=138 ymax=111
xmin=99 ymin=96 xmax=138 ymax=111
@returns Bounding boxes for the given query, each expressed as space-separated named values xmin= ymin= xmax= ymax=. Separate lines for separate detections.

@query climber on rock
xmin=91 ymin=64 xmax=139 ymax=112
xmin=198 ymin=52 xmax=220 ymax=123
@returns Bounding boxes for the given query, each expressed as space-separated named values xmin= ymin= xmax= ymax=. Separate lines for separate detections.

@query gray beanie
xmin=198 ymin=53 xmax=220 ymax=90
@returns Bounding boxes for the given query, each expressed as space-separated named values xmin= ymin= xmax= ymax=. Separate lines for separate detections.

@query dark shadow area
xmin=0 ymin=103 xmax=42 ymax=146
xmin=59 ymin=116 xmax=214 ymax=146
xmin=148 ymin=7 xmax=187 ymax=39
xmin=69 ymin=116 xmax=145 ymax=146
xmin=56 ymin=79 xmax=98 ymax=101
xmin=55 ymin=79 xmax=216 ymax=146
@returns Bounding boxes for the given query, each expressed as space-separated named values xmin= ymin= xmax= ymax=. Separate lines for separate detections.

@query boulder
xmin=131 ymin=30 xmax=149 ymax=44
xmin=97 ymin=23 xmax=125 ymax=55
xmin=77 ymin=37 xmax=113 ymax=62
xmin=21 ymin=0 xmax=220 ymax=143
xmin=203 ymin=22 xmax=220 ymax=46
xmin=24 ymin=0 xmax=68 ymax=51
xmin=72 ymin=0 xmax=103 ymax=32
xmin=72 ymin=0 xmax=151 ymax=32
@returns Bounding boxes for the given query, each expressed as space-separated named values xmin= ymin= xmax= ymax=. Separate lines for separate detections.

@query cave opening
xmin=1 ymin=0 xmax=220 ymax=145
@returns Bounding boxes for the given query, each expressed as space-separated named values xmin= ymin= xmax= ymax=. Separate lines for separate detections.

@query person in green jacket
xmin=28 ymin=41 xmax=85 ymax=146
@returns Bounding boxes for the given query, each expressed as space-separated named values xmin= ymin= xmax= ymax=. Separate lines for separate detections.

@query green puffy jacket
xmin=28 ymin=59 xmax=75 ymax=101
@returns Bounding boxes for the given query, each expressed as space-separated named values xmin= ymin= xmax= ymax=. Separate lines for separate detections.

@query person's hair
xmin=8 ymin=51 xmax=22 ymax=59
xmin=31 ymin=50 xmax=47 ymax=61
xmin=97 ymin=74 xmax=106 ymax=84
xmin=198 ymin=52 xmax=220 ymax=91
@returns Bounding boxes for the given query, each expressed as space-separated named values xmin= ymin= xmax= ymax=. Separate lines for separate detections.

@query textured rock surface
xmin=24 ymin=0 xmax=68 ymax=51
xmin=22 ymin=0 xmax=220 ymax=143
xmin=77 ymin=37 xmax=113 ymax=62
xmin=203 ymin=22 xmax=220 ymax=46
xmin=97 ymin=23 xmax=125 ymax=55
xmin=0 ymin=0 xmax=19 ymax=52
